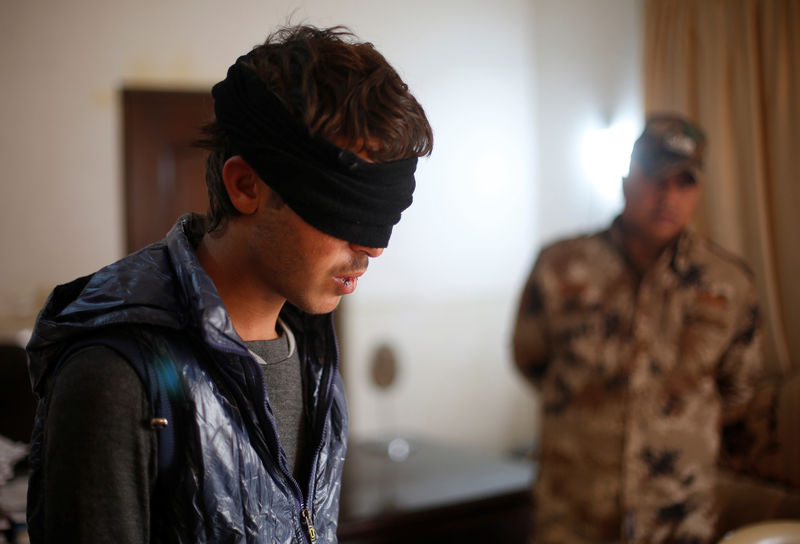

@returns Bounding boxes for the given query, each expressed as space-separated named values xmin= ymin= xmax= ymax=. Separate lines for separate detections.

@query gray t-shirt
xmin=42 ymin=323 xmax=306 ymax=543
xmin=246 ymin=318 xmax=306 ymax=475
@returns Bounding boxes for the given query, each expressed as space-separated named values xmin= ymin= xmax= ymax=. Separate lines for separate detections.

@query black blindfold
xmin=212 ymin=57 xmax=418 ymax=248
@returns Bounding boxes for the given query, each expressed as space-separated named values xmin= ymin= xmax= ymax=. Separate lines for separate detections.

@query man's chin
xmin=645 ymin=226 xmax=683 ymax=247
xmin=292 ymin=295 xmax=342 ymax=315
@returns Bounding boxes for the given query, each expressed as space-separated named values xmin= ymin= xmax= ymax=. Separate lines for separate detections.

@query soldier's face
xmin=622 ymin=167 xmax=700 ymax=247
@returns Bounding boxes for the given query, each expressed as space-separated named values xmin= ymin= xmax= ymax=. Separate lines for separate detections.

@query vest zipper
xmin=299 ymin=317 xmax=338 ymax=542
xmin=259 ymin=381 xmax=312 ymax=541
xmin=245 ymin=313 xmax=339 ymax=543
xmin=301 ymin=507 xmax=318 ymax=543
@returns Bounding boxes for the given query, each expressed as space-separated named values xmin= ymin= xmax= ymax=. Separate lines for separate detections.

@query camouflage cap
xmin=630 ymin=114 xmax=706 ymax=180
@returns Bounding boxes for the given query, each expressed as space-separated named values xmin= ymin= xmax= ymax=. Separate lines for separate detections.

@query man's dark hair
xmin=197 ymin=24 xmax=434 ymax=233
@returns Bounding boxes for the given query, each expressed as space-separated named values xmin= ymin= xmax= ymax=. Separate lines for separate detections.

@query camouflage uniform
xmin=513 ymin=217 xmax=762 ymax=544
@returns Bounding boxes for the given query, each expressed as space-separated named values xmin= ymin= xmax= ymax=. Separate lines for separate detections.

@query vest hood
xmin=26 ymin=214 xmax=246 ymax=393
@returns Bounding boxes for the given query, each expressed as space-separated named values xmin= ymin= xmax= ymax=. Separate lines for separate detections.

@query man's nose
xmin=350 ymin=244 xmax=384 ymax=258
xmin=657 ymin=178 xmax=680 ymax=199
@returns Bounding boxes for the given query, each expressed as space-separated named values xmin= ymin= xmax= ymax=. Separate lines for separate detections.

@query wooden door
xmin=123 ymin=89 xmax=214 ymax=252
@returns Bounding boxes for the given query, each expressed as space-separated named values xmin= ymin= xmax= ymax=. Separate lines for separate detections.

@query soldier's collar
xmin=670 ymin=228 xmax=698 ymax=277
xmin=608 ymin=216 xmax=695 ymax=276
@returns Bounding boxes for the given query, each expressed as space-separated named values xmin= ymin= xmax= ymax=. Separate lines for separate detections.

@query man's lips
xmin=334 ymin=270 xmax=366 ymax=293
xmin=652 ymin=209 xmax=677 ymax=223
xmin=339 ymin=272 xmax=363 ymax=281
xmin=335 ymin=267 xmax=366 ymax=280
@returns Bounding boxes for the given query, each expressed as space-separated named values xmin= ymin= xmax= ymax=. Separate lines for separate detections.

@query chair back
xmin=0 ymin=344 xmax=36 ymax=443
xmin=719 ymin=520 xmax=800 ymax=544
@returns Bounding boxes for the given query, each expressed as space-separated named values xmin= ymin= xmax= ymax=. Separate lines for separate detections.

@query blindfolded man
xmin=26 ymin=24 xmax=432 ymax=544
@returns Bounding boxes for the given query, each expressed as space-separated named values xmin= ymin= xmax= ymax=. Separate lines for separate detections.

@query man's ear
xmin=222 ymin=156 xmax=261 ymax=215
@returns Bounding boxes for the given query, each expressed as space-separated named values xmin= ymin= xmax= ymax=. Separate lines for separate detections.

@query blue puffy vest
xmin=26 ymin=215 xmax=348 ymax=543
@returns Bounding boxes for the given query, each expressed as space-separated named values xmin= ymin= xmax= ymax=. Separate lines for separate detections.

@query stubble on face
xmin=248 ymin=199 xmax=370 ymax=315
xmin=622 ymin=169 xmax=700 ymax=249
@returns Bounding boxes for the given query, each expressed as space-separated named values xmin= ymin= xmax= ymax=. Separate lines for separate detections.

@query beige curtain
xmin=644 ymin=0 xmax=800 ymax=375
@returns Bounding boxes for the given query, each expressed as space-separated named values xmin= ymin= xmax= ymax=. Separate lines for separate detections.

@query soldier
xmin=513 ymin=114 xmax=762 ymax=544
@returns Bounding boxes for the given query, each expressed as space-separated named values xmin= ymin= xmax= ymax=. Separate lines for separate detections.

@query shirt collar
xmin=607 ymin=215 xmax=696 ymax=277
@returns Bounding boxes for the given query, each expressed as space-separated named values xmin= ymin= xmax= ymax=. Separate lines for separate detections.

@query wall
xmin=0 ymin=0 xmax=642 ymax=455
xmin=346 ymin=0 xmax=643 ymax=453
xmin=533 ymin=0 xmax=645 ymax=244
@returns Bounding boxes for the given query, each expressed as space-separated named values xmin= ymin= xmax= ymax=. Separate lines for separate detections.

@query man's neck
xmin=196 ymin=231 xmax=284 ymax=341
xmin=624 ymin=236 xmax=664 ymax=273
xmin=618 ymin=220 xmax=674 ymax=274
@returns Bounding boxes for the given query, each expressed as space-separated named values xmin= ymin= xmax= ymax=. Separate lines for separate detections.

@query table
xmin=338 ymin=437 xmax=535 ymax=544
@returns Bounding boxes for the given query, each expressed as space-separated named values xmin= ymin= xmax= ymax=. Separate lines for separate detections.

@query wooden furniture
xmin=338 ymin=437 xmax=535 ymax=544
